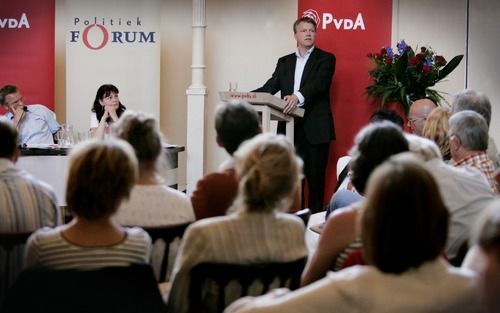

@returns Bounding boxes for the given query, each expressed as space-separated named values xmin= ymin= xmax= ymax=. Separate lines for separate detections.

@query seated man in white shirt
xmin=0 ymin=85 xmax=60 ymax=145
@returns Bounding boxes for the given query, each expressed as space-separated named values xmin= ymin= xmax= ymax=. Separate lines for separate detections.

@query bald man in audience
xmin=449 ymin=110 xmax=499 ymax=194
xmin=408 ymin=98 xmax=437 ymax=136
xmin=452 ymin=89 xmax=500 ymax=168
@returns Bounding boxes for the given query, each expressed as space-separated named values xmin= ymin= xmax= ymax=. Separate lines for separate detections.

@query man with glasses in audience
xmin=0 ymin=85 xmax=60 ymax=145
xmin=407 ymin=98 xmax=437 ymax=136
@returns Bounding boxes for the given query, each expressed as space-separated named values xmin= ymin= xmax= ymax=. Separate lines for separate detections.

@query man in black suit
xmin=254 ymin=16 xmax=335 ymax=213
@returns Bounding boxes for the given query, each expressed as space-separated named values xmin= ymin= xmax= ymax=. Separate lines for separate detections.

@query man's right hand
xmin=12 ymin=105 xmax=26 ymax=126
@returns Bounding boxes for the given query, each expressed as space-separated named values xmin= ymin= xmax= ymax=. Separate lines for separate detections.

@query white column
xmin=186 ymin=0 xmax=208 ymax=195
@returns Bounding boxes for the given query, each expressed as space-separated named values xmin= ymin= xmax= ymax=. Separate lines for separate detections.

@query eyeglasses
xmin=407 ymin=117 xmax=426 ymax=125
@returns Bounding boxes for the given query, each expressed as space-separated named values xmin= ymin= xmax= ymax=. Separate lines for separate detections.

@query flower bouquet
xmin=366 ymin=40 xmax=463 ymax=116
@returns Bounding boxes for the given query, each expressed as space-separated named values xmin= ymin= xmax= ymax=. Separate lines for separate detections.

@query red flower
xmin=384 ymin=57 xmax=393 ymax=64
xmin=434 ymin=55 xmax=447 ymax=67
xmin=420 ymin=47 xmax=427 ymax=53
xmin=381 ymin=48 xmax=387 ymax=55
xmin=367 ymin=52 xmax=373 ymax=58
xmin=409 ymin=56 xmax=420 ymax=65
xmin=422 ymin=65 xmax=431 ymax=73
xmin=416 ymin=53 xmax=426 ymax=60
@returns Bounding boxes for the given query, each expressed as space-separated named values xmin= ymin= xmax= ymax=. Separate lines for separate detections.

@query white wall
xmin=394 ymin=0 xmax=500 ymax=145
xmin=393 ymin=0 xmax=467 ymax=106
xmin=468 ymin=0 xmax=500 ymax=145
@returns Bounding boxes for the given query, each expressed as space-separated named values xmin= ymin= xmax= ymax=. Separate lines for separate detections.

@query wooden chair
xmin=188 ymin=257 xmax=307 ymax=313
xmin=2 ymin=264 xmax=166 ymax=313
xmin=139 ymin=222 xmax=191 ymax=282
xmin=293 ymin=208 xmax=311 ymax=226
xmin=0 ymin=231 xmax=33 ymax=297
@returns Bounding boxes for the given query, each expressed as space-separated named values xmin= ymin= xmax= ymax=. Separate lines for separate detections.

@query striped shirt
xmin=25 ymin=226 xmax=152 ymax=270
xmin=167 ymin=210 xmax=307 ymax=313
xmin=0 ymin=159 xmax=60 ymax=232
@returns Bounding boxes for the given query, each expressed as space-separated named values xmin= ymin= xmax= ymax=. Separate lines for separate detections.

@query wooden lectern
xmin=219 ymin=91 xmax=304 ymax=143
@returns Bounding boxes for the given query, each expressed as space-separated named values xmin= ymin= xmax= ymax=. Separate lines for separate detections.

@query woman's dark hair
xmin=91 ymin=84 xmax=126 ymax=123
xmin=349 ymin=121 xmax=409 ymax=194
xmin=361 ymin=153 xmax=449 ymax=274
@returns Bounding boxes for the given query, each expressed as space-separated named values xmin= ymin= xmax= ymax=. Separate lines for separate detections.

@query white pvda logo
xmin=302 ymin=9 xmax=365 ymax=31
xmin=0 ymin=12 xmax=30 ymax=29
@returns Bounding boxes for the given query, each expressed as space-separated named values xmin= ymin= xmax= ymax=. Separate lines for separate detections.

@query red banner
xmin=298 ymin=1 xmax=393 ymax=202
xmin=0 ymin=0 xmax=55 ymax=113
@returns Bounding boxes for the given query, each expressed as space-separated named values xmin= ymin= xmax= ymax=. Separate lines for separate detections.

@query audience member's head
xmin=92 ymin=84 xmax=126 ymax=123
xmin=448 ymin=110 xmax=489 ymax=162
xmin=66 ymin=139 xmax=138 ymax=220
xmin=408 ymin=98 xmax=437 ymax=135
xmin=349 ymin=121 xmax=409 ymax=194
xmin=0 ymin=119 xmax=18 ymax=161
xmin=406 ymin=133 xmax=443 ymax=162
xmin=361 ymin=153 xmax=449 ymax=274
xmin=113 ymin=111 xmax=163 ymax=173
xmin=370 ymin=109 xmax=404 ymax=129
xmin=422 ymin=106 xmax=451 ymax=160
xmin=233 ymin=133 xmax=302 ymax=213
xmin=452 ymin=89 xmax=492 ymax=128
xmin=215 ymin=101 xmax=261 ymax=155
xmin=470 ymin=199 xmax=500 ymax=313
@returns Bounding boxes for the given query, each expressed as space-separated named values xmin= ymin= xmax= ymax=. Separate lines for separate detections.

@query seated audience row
xmin=226 ymin=154 xmax=484 ymax=313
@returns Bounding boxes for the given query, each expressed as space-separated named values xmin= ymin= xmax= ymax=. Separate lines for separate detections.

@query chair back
xmin=188 ymin=257 xmax=307 ymax=313
xmin=141 ymin=222 xmax=191 ymax=282
xmin=1 ymin=264 xmax=166 ymax=313
xmin=293 ymin=208 xmax=311 ymax=226
xmin=0 ymin=231 xmax=33 ymax=300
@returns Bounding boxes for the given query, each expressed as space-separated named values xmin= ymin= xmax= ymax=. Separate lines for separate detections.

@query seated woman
xmin=112 ymin=111 xmax=194 ymax=226
xmin=166 ymin=133 xmax=308 ymax=313
xmin=24 ymin=139 xmax=151 ymax=270
xmin=90 ymin=84 xmax=126 ymax=139
xmin=226 ymin=154 xmax=484 ymax=313
xmin=112 ymin=111 xmax=195 ymax=281
xmin=301 ymin=121 xmax=408 ymax=286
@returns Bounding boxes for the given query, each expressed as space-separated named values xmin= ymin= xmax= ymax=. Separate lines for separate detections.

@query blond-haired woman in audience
xmin=226 ymin=154 xmax=484 ymax=313
xmin=166 ymin=133 xmax=307 ymax=313
xmin=423 ymin=106 xmax=451 ymax=161
xmin=25 ymin=139 xmax=152 ymax=269
xmin=112 ymin=111 xmax=194 ymax=226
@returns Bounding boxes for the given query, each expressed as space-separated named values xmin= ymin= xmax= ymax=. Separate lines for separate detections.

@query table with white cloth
xmin=18 ymin=145 xmax=185 ymax=207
